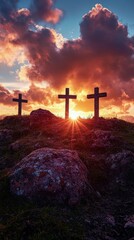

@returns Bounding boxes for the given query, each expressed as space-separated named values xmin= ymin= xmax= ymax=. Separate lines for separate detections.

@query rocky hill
xmin=0 ymin=112 xmax=134 ymax=240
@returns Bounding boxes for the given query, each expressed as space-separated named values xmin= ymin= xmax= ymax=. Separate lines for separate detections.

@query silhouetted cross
xmin=13 ymin=94 xmax=28 ymax=116
xmin=87 ymin=87 xmax=107 ymax=120
xmin=58 ymin=88 xmax=77 ymax=119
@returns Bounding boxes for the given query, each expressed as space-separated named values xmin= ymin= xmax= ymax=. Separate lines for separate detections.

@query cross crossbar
xmin=58 ymin=88 xmax=77 ymax=119
xmin=59 ymin=95 xmax=76 ymax=99
xmin=87 ymin=87 xmax=107 ymax=120
xmin=13 ymin=93 xmax=28 ymax=116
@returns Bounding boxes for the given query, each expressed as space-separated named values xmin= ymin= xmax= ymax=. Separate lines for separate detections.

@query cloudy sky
xmin=0 ymin=0 xmax=134 ymax=121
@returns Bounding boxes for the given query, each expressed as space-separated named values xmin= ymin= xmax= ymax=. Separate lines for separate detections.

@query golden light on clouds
xmin=0 ymin=2 xmax=133 ymax=122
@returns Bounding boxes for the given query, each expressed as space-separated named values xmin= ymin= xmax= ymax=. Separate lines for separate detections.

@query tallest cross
xmin=58 ymin=88 xmax=77 ymax=119
xmin=87 ymin=87 xmax=107 ymax=120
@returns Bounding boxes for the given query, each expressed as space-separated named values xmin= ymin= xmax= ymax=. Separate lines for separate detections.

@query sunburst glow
xmin=70 ymin=111 xmax=79 ymax=120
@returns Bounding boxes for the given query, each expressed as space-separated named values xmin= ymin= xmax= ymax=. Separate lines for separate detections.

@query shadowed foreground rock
xmin=10 ymin=148 xmax=90 ymax=205
xmin=0 ymin=129 xmax=14 ymax=146
xmin=106 ymin=151 xmax=134 ymax=184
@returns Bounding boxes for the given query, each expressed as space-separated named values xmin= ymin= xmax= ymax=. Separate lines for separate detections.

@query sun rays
xmin=70 ymin=111 xmax=79 ymax=121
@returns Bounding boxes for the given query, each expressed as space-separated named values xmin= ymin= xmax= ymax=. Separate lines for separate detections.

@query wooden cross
xmin=58 ymin=88 xmax=77 ymax=119
xmin=13 ymin=93 xmax=28 ymax=116
xmin=87 ymin=87 xmax=107 ymax=120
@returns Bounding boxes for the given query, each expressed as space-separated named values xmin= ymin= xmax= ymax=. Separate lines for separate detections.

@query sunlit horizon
xmin=0 ymin=1 xmax=134 ymax=122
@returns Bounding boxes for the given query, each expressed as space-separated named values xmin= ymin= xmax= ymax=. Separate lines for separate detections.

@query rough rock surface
xmin=10 ymin=148 xmax=89 ymax=205
xmin=87 ymin=130 xmax=116 ymax=149
xmin=30 ymin=109 xmax=56 ymax=119
xmin=30 ymin=109 xmax=57 ymax=128
xmin=0 ymin=129 xmax=13 ymax=146
xmin=106 ymin=151 xmax=134 ymax=184
xmin=124 ymin=215 xmax=134 ymax=229
xmin=3 ymin=115 xmax=30 ymax=126
xmin=9 ymin=140 xmax=23 ymax=152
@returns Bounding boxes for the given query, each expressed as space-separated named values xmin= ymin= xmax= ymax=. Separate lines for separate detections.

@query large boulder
xmin=30 ymin=109 xmax=56 ymax=119
xmin=30 ymin=109 xmax=57 ymax=128
xmin=9 ymin=148 xmax=90 ymax=205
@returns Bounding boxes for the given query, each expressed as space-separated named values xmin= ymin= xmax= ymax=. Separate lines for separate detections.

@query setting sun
xmin=70 ymin=111 xmax=79 ymax=120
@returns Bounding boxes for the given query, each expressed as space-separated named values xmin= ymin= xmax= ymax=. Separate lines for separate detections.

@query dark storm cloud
xmin=0 ymin=3 xmax=134 ymax=110
xmin=0 ymin=0 xmax=31 ymax=39
xmin=0 ymin=0 xmax=62 ymax=24
xmin=0 ymin=0 xmax=62 ymax=44
xmin=12 ymin=27 xmax=59 ymax=85
xmin=30 ymin=0 xmax=63 ymax=23
xmin=0 ymin=0 xmax=17 ymax=22
xmin=0 ymin=0 xmax=63 ymax=67
xmin=80 ymin=4 xmax=131 ymax=56
xmin=24 ymin=5 xmax=134 ymax=88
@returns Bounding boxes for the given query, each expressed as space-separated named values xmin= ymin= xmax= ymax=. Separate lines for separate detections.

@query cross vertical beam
xmin=87 ymin=87 xmax=107 ymax=120
xmin=95 ymin=87 xmax=99 ymax=120
xmin=13 ymin=93 xmax=28 ymax=116
xmin=65 ymin=88 xmax=69 ymax=119
xmin=58 ymin=88 xmax=77 ymax=119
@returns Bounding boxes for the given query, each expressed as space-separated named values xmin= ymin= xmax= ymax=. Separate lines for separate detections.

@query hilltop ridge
xmin=0 ymin=115 xmax=134 ymax=240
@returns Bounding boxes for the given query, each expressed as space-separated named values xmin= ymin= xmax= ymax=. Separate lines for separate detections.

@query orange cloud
xmin=0 ymin=84 xmax=57 ymax=109
xmin=0 ymin=3 xmax=134 ymax=119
